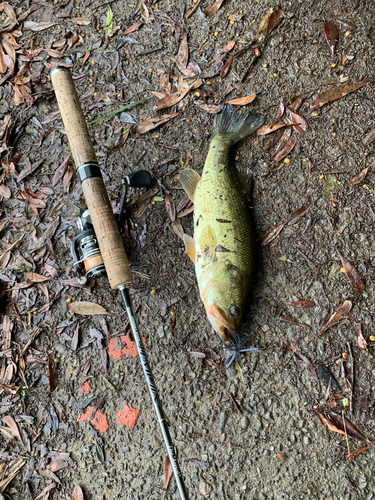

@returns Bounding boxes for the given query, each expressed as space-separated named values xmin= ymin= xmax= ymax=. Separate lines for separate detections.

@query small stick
xmin=186 ymin=0 xmax=202 ymax=19
xmin=347 ymin=341 xmax=354 ymax=412
xmin=22 ymin=327 xmax=41 ymax=355
xmin=342 ymin=410 xmax=351 ymax=457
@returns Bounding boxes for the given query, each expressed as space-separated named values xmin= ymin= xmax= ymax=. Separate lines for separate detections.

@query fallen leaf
xmin=69 ymin=17 xmax=91 ymax=25
xmin=176 ymin=25 xmax=188 ymax=72
xmin=135 ymin=112 xmax=179 ymax=134
xmin=3 ymin=416 xmax=22 ymax=445
xmin=363 ymin=130 xmax=375 ymax=146
xmin=23 ymin=21 xmax=58 ymax=31
xmin=170 ymin=219 xmax=184 ymax=240
xmin=34 ymin=483 xmax=56 ymax=500
xmin=68 ymin=302 xmax=110 ymax=316
xmin=357 ymin=324 xmax=368 ymax=351
xmin=287 ymin=109 xmax=308 ymax=134
xmin=273 ymin=136 xmax=296 ymax=162
xmin=0 ymin=459 xmax=25 ymax=493
xmin=323 ymin=22 xmax=338 ymax=55
xmin=220 ymin=56 xmax=233 ymax=79
xmin=165 ymin=193 xmax=176 ymax=222
xmin=44 ymin=48 xmax=64 ymax=58
xmin=164 ymin=456 xmax=173 ymax=492
xmin=288 ymin=92 xmax=309 ymax=112
xmin=123 ymin=21 xmax=143 ymax=35
xmin=337 ymin=249 xmax=365 ymax=294
xmin=72 ymin=485 xmax=84 ymax=500
xmin=52 ymin=154 xmax=70 ymax=187
xmin=310 ymin=82 xmax=366 ymax=110
xmin=48 ymin=357 xmax=57 ymax=393
xmin=153 ymin=80 xmax=202 ymax=111
xmin=197 ymin=103 xmax=222 ymax=114
xmin=292 ymin=349 xmax=319 ymax=381
xmin=226 ymin=93 xmax=256 ymax=105
xmin=287 ymin=198 xmax=316 ymax=225
xmin=280 ymin=316 xmax=311 ymax=329
xmin=265 ymin=7 xmax=283 ymax=38
xmin=0 ymin=185 xmax=11 ymax=198
xmin=287 ymin=300 xmax=315 ymax=308
xmin=324 ymin=411 xmax=369 ymax=442
xmin=204 ymin=0 xmax=225 ymax=17
xmin=26 ymin=272 xmax=50 ymax=282
xmin=318 ymin=300 xmax=352 ymax=336
xmin=346 ymin=446 xmax=371 ymax=460
xmin=256 ymin=10 xmax=272 ymax=36
xmin=347 ymin=166 xmax=370 ymax=187
xmin=256 ymin=122 xmax=289 ymax=135
xmin=261 ymin=222 xmax=285 ymax=246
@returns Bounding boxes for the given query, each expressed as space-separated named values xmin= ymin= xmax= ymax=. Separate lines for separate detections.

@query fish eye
xmin=226 ymin=263 xmax=238 ymax=276
xmin=229 ymin=305 xmax=240 ymax=317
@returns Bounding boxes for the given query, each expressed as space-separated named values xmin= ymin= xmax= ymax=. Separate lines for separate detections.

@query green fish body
xmin=180 ymin=106 xmax=265 ymax=339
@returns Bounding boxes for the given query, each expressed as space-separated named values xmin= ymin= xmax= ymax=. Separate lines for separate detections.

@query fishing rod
xmin=50 ymin=66 xmax=189 ymax=500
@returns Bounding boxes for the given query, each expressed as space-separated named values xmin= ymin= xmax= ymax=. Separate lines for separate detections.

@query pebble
xmin=208 ymin=445 xmax=216 ymax=454
xmin=303 ymin=436 xmax=311 ymax=445
xmin=240 ymin=416 xmax=250 ymax=430
xmin=157 ymin=325 xmax=165 ymax=338
xmin=123 ymin=446 xmax=130 ymax=452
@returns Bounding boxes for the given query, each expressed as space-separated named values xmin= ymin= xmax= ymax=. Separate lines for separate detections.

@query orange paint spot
xmin=79 ymin=406 xmax=94 ymax=422
xmin=117 ymin=403 xmax=140 ymax=431
xmin=108 ymin=333 xmax=146 ymax=361
xmin=80 ymin=381 xmax=92 ymax=394
xmin=91 ymin=410 xmax=109 ymax=433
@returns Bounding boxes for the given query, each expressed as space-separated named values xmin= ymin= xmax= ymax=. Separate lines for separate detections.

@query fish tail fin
xmin=211 ymin=104 xmax=266 ymax=145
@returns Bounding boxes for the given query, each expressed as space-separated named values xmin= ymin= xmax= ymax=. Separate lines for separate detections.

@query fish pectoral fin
xmin=183 ymin=234 xmax=196 ymax=262
xmin=179 ymin=169 xmax=201 ymax=202
xmin=198 ymin=225 xmax=217 ymax=260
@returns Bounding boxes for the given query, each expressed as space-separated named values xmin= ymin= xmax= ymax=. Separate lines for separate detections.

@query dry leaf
xmin=220 ymin=56 xmax=233 ymax=79
xmin=72 ymin=485 xmax=84 ymax=500
xmin=153 ymin=80 xmax=202 ymax=112
xmin=256 ymin=10 xmax=272 ymax=36
xmin=273 ymin=136 xmax=296 ymax=162
xmin=165 ymin=193 xmax=176 ymax=222
xmin=324 ymin=411 xmax=369 ymax=442
xmin=256 ymin=122 xmax=289 ymax=135
xmin=346 ymin=446 xmax=371 ymax=460
xmin=347 ymin=166 xmax=370 ymax=187
xmin=288 ymin=93 xmax=309 ymax=112
xmin=52 ymin=153 xmax=70 ymax=187
xmin=123 ymin=21 xmax=143 ymax=35
xmin=293 ymin=349 xmax=319 ymax=381
xmin=310 ymin=82 xmax=366 ymax=110
xmin=69 ymin=17 xmax=91 ymax=25
xmin=357 ymin=324 xmax=368 ymax=350
xmin=44 ymin=48 xmax=64 ymax=58
xmin=287 ymin=300 xmax=315 ymax=308
xmin=337 ymin=249 xmax=365 ymax=294
xmin=68 ymin=302 xmax=110 ymax=316
xmin=176 ymin=26 xmax=188 ymax=71
xmin=26 ymin=272 xmax=50 ymax=282
xmin=226 ymin=93 xmax=256 ymax=105
xmin=23 ymin=21 xmax=58 ymax=31
xmin=0 ymin=185 xmax=11 ymax=198
xmin=164 ymin=456 xmax=173 ymax=492
xmin=48 ymin=357 xmax=57 ymax=393
xmin=0 ymin=459 xmax=25 ymax=493
xmin=265 ymin=7 xmax=283 ymax=38
xmin=170 ymin=219 xmax=184 ymax=240
xmin=135 ymin=112 xmax=179 ymax=134
xmin=323 ymin=22 xmax=338 ymax=55
xmin=288 ymin=109 xmax=308 ymax=134
xmin=318 ymin=300 xmax=352 ymax=336
xmin=3 ymin=416 xmax=23 ymax=445
xmin=261 ymin=222 xmax=285 ymax=246
xmin=204 ymin=0 xmax=225 ymax=17
xmin=197 ymin=103 xmax=221 ymax=114
xmin=363 ymin=130 xmax=375 ymax=146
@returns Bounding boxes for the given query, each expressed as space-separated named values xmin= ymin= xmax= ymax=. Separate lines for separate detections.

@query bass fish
xmin=180 ymin=105 xmax=265 ymax=340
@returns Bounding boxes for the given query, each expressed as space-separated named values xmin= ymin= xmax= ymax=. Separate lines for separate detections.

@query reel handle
xmin=50 ymin=66 xmax=133 ymax=289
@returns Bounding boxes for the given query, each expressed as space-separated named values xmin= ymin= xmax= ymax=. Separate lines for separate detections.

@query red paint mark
xmin=91 ymin=410 xmax=109 ymax=433
xmin=79 ymin=406 xmax=94 ymax=422
xmin=108 ymin=332 xmax=146 ymax=361
xmin=116 ymin=403 xmax=140 ymax=431
xmin=80 ymin=381 xmax=92 ymax=394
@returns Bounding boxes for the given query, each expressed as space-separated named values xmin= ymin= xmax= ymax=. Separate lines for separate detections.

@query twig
xmin=0 ymin=233 xmax=25 ymax=260
xmin=347 ymin=341 xmax=354 ymax=412
xmin=342 ymin=410 xmax=351 ymax=457
xmin=186 ymin=0 xmax=202 ymax=19
xmin=22 ymin=327 xmax=41 ymax=355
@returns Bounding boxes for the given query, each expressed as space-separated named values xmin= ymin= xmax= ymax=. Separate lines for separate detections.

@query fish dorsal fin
xmin=183 ymin=234 xmax=196 ymax=263
xmin=179 ymin=168 xmax=201 ymax=202
xmin=198 ymin=225 xmax=217 ymax=260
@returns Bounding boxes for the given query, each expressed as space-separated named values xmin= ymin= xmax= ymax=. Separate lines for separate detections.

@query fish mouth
xmin=207 ymin=304 xmax=237 ymax=340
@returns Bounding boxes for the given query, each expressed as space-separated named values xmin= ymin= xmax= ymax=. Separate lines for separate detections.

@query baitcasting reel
xmin=71 ymin=170 xmax=152 ymax=281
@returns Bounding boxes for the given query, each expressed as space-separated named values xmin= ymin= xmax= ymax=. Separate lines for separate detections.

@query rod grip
xmin=50 ymin=66 xmax=133 ymax=289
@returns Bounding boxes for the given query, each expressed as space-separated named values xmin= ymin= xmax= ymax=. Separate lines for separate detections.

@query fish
xmin=179 ymin=105 xmax=265 ymax=340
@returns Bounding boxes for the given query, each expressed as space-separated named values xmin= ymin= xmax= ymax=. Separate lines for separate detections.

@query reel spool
xmin=71 ymin=169 xmax=152 ymax=282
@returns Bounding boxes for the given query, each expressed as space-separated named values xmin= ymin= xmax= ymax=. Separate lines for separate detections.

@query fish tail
xmin=211 ymin=104 xmax=265 ymax=145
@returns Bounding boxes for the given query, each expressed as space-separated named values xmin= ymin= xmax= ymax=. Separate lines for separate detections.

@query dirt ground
xmin=0 ymin=0 xmax=375 ymax=499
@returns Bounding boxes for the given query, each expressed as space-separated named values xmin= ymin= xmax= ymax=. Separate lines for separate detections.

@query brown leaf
xmin=69 ymin=17 xmax=91 ymax=25
xmin=26 ymin=272 xmax=50 ymax=283
xmin=82 ymin=49 xmax=90 ymax=67
xmin=337 ymin=249 xmax=365 ymax=294
xmin=318 ymin=300 xmax=352 ymax=336
xmin=292 ymin=349 xmax=318 ymax=381
xmin=325 ymin=411 xmax=369 ymax=442
xmin=204 ymin=0 xmax=225 ymax=17
xmin=265 ymin=7 xmax=283 ymax=38
xmin=135 ymin=112 xmax=179 ymax=134
xmin=68 ymin=301 xmax=110 ymax=316
xmin=273 ymin=102 xmax=284 ymax=123
xmin=34 ymin=483 xmax=56 ymax=500
xmin=153 ymin=80 xmax=202 ymax=112
xmin=288 ymin=92 xmax=309 ymax=112
xmin=288 ymin=198 xmax=316 ymax=224
xmin=347 ymin=446 xmax=371 ymax=460
xmin=287 ymin=109 xmax=308 ymax=134
xmin=357 ymin=324 xmax=368 ymax=351
xmin=23 ymin=21 xmax=58 ymax=31
xmin=280 ymin=316 xmax=311 ymax=329
xmin=44 ymin=48 xmax=64 ymax=58
xmin=261 ymin=222 xmax=285 ymax=246
xmin=0 ymin=2 xmax=16 ymax=22
xmin=347 ymin=166 xmax=370 ymax=187
xmin=220 ymin=56 xmax=233 ymax=79
xmin=226 ymin=93 xmax=256 ymax=105
xmin=170 ymin=219 xmax=184 ymax=240
xmin=72 ymin=485 xmax=84 ymax=500
xmin=256 ymin=122 xmax=289 ymax=135
xmin=273 ymin=136 xmax=296 ymax=162
xmin=2 ymin=39 xmax=15 ymax=64
xmin=363 ymin=130 xmax=375 ymax=146
xmin=123 ymin=21 xmax=143 ymax=35
xmin=0 ymin=185 xmax=11 ymax=198
xmin=0 ymin=459 xmax=25 ymax=493
xmin=3 ymin=416 xmax=23 ymax=445
xmin=165 ymin=194 xmax=176 ymax=222
xmin=52 ymin=153 xmax=70 ymax=187
xmin=310 ymin=82 xmax=366 ymax=110
xmin=48 ymin=357 xmax=57 ymax=393
xmin=164 ymin=456 xmax=173 ymax=492
xmin=114 ymin=127 xmax=130 ymax=149
xmin=256 ymin=10 xmax=272 ymax=36
xmin=323 ymin=22 xmax=338 ymax=55
xmin=197 ymin=104 xmax=222 ymax=114
xmin=288 ymin=300 xmax=315 ymax=308
xmin=0 ymin=44 xmax=7 ymax=73
xmin=176 ymin=26 xmax=188 ymax=71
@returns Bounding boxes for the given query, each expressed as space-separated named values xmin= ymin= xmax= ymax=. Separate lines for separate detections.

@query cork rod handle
xmin=50 ymin=67 xmax=133 ymax=289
